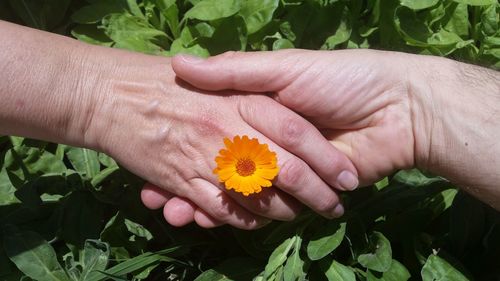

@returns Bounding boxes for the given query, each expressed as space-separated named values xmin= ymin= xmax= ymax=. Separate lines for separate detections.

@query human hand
xmin=150 ymin=49 xmax=500 ymax=220
xmin=85 ymin=48 xmax=359 ymax=229
xmin=143 ymin=49 xmax=426 ymax=227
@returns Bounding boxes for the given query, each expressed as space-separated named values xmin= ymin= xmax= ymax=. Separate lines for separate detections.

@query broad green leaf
xmin=4 ymin=146 xmax=67 ymax=179
xmin=452 ymin=0 xmax=496 ymax=5
xmin=307 ymin=222 xmax=346 ymax=260
xmin=239 ymin=0 xmax=279 ymax=34
xmin=421 ymin=255 xmax=469 ymax=281
xmin=194 ymin=270 xmax=234 ymax=281
xmin=98 ymin=153 xmax=118 ymax=168
xmin=90 ymin=166 xmax=120 ymax=187
xmin=400 ymin=0 xmax=439 ymax=10
xmin=167 ymin=26 xmax=210 ymax=57
xmin=367 ymin=259 xmax=411 ymax=281
xmin=273 ymin=38 xmax=294 ymax=50
xmin=0 ymin=168 xmax=19 ymax=205
xmin=481 ymin=4 xmax=499 ymax=36
xmin=283 ymin=236 xmax=306 ymax=281
xmin=357 ymin=232 xmax=392 ymax=272
xmin=185 ymin=0 xmax=241 ymax=21
xmin=323 ymin=260 xmax=355 ymax=281
xmin=201 ymin=16 xmax=247 ymax=54
xmin=444 ymin=3 xmax=469 ymax=37
xmin=393 ymin=169 xmax=442 ymax=187
xmin=157 ymin=2 xmax=180 ymax=38
xmin=101 ymin=13 xmax=168 ymax=54
xmin=394 ymin=7 xmax=469 ymax=55
xmin=101 ymin=212 xmax=152 ymax=253
xmin=66 ymin=147 xmax=100 ymax=179
xmin=80 ymin=240 xmax=110 ymax=280
xmin=321 ymin=6 xmax=351 ymax=49
xmin=263 ymin=236 xmax=296 ymax=278
xmin=3 ymin=228 xmax=70 ymax=281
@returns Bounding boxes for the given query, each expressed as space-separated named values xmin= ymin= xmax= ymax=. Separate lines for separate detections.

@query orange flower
xmin=214 ymin=135 xmax=279 ymax=196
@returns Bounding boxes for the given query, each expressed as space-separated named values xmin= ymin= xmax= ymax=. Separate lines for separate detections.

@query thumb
xmin=171 ymin=50 xmax=305 ymax=92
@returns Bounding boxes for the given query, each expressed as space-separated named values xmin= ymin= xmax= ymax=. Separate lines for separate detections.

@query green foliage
xmin=1 ymin=0 xmax=500 ymax=280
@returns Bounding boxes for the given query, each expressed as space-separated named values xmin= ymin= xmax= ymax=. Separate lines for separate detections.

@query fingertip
xmin=163 ymin=197 xmax=196 ymax=227
xmin=141 ymin=183 xmax=172 ymax=210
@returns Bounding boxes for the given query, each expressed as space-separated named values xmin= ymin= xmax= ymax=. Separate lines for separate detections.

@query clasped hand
xmin=140 ymin=49 xmax=422 ymax=229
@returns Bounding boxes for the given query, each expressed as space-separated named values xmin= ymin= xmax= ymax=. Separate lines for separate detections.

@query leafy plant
xmin=1 ymin=0 xmax=499 ymax=280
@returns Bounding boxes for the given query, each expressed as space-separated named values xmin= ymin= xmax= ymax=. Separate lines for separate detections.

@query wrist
xmin=411 ymin=55 xmax=500 ymax=205
xmin=78 ymin=45 xmax=173 ymax=155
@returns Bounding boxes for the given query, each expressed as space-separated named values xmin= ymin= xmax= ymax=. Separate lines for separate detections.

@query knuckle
xmin=194 ymin=110 xmax=227 ymax=137
xmin=280 ymin=117 xmax=308 ymax=148
xmin=279 ymin=159 xmax=307 ymax=189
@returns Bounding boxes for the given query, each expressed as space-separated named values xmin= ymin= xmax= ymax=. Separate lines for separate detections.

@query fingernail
xmin=180 ymin=54 xmax=205 ymax=64
xmin=332 ymin=204 xmax=344 ymax=218
xmin=337 ymin=170 xmax=359 ymax=191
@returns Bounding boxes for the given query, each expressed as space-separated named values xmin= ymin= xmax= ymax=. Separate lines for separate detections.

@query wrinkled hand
xmin=144 ymin=49 xmax=430 ymax=227
xmin=91 ymin=51 xmax=357 ymax=229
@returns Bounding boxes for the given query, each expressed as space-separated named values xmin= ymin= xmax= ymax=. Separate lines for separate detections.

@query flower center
xmin=236 ymin=158 xmax=256 ymax=177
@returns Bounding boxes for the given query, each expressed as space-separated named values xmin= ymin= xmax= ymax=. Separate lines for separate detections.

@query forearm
xmin=0 ymin=20 xmax=101 ymax=147
xmin=413 ymin=56 xmax=500 ymax=207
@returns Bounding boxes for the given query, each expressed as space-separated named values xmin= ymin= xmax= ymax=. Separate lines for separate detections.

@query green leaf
xmin=367 ymin=259 xmax=411 ymax=281
xmin=322 ymin=259 xmax=356 ymax=281
xmin=393 ymin=169 xmax=442 ymax=187
xmin=200 ymin=16 xmax=247 ymax=54
xmin=91 ymin=166 xmax=120 ymax=187
xmin=421 ymin=255 xmax=469 ymax=281
xmin=101 ymin=13 xmax=168 ymax=54
xmin=321 ymin=6 xmax=351 ymax=49
xmin=80 ymin=240 xmax=110 ymax=280
xmin=0 ymin=168 xmax=19 ymax=205
xmin=481 ymin=4 xmax=499 ymax=36
xmin=86 ymin=250 xmax=177 ymax=281
xmin=185 ymin=0 xmax=241 ymax=21
xmin=273 ymin=38 xmax=294 ymax=50
xmin=194 ymin=270 xmax=234 ymax=281
xmin=3 ymin=228 xmax=70 ymax=281
xmin=264 ymin=236 xmax=296 ymax=278
xmin=307 ymin=221 xmax=346 ymax=260
xmin=157 ymin=2 xmax=180 ymax=38
xmin=66 ymin=147 xmax=100 ymax=179
xmin=400 ymin=0 xmax=439 ymax=10
xmin=100 ymin=212 xmax=152 ymax=253
xmin=239 ymin=0 xmax=279 ymax=34
xmin=357 ymin=232 xmax=392 ymax=272
xmin=98 ymin=153 xmax=117 ymax=168
xmin=283 ymin=236 xmax=306 ymax=281
xmin=452 ymin=0 xmax=496 ymax=6
xmin=168 ymin=26 xmax=210 ymax=57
